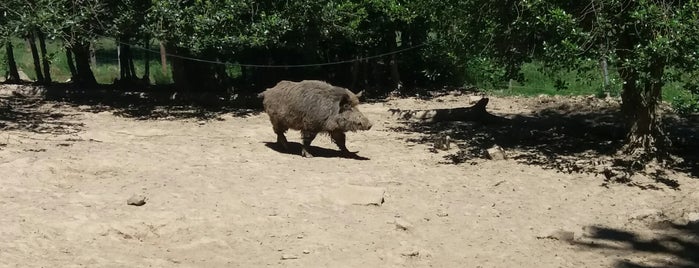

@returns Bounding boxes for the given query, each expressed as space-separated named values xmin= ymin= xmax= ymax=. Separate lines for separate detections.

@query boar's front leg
xmin=330 ymin=130 xmax=350 ymax=153
xmin=301 ymin=130 xmax=317 ymax=158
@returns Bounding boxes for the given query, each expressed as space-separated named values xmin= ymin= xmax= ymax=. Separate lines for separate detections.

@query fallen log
xmin=389 ymin=98 xmax=509 ymax=124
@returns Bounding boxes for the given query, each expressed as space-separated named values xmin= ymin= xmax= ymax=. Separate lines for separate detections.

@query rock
xmin=469 ymin=95 xmax=482 ymax=104
xmin=324 ymin=185 xmax=385 ymax=206
xmin=436 ymin=210 xmax=449 ymax=217
xmin=394 ymin=218 xmax=413 ymax=231
xmin=18 ymin=70 xmax=32 ymax=81
xmin=540 ymin=230 xmax=575 ymax=242
xmin=433 ymin=135 xmax=451 ymax=150
xmin=302 ymin=250 xmax=311 ymax=254
xmin=629 ymin=209 xmax=664 ymax=221
xmin=486 ymin=145 xmax=507 ymax=160
xmin=401 ymin=250 xmax=420 ymax=257
xmin=281 ymin=254 xmax=298 ymax=260
xmin=127 ymin=194 xmax=147 ymax=206
xmin=683 ymin=212 xmax=699 ymax=224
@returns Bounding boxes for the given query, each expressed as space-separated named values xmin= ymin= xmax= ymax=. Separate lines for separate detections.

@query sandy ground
xmin=1 ymin=85 xmax=698 ymax=268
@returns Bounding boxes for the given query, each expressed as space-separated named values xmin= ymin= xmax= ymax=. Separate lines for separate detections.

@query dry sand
xmin=1 ymin=85 xmax=698 ymax=268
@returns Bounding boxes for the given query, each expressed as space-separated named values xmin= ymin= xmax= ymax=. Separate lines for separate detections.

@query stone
xmin=302 ymin=250 xmax=311 ymax=254
xmin=281 ymin=254 xmax=298 ymax=260
xmin=127 ymin=194 xmax=147 ymax=206
xmin=486 ymin=145 xmax=506 ymax=160
xmin=401 ymin=250 xmax=420 ymax=257
xmin=433 ymin=135 xmax=451 ymax=150
xmin=18 ymin=70 xmax=31 ymax=81
xmin=539 ymin=230 xmax=575 ymax=242
xmin=683 ymin=211 xmax=699 ymax=224
xmin=394 ymin=218 xmax=413 ymax=231
xmin=324 ymin=185 xmax=385 ymax=206
xmin=469 ymin=95 xmax=482 ymax=104
xmin=629 ymin=209 xmax=663 ymax=221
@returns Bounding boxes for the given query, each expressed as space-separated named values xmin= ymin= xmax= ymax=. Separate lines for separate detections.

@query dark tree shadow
xmin=389 ymin=95 xmax=699 ymax=187
xmin=263 ymin=142 xmax=370 ymax=160
xmin=0 ymin=93 xmax=84 ymax=135
xmin=574 ymin=223 xmax=699 ymax=268
xmin=4 ymin=83 xmax=262 ymax=122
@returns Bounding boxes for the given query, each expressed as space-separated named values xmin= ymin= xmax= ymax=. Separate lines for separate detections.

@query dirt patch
xmin=1 ymin=85 xmax=698 ymax=267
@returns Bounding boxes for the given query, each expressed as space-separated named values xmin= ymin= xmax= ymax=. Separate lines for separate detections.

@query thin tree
xmin=4 ymin=41 xmax=20 ymax=82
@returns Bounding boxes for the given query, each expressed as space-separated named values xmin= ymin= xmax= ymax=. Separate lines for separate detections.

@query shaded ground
xmin=576 ymin=222 xmax=699 ymax=268
xmin=389 ymin=93 xmax=698 ymax=189
xmin=0 ymin=83 xmax=260 ymax=123
xmin=1 ymin=84 xmax=698 ymax=268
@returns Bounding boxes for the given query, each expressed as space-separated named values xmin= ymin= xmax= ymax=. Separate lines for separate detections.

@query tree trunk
xmin=620 ymin=69 xmax=641 ymax=119
xmin=600 ymin=57 xmax=609 ymax=89
xmin=90 ymin=44 xmax=97 ymax=67
xmin=37 ymin=30 xmax=52 ymax=83
xmin=65 ymin=45 xmax=78 ymax=80
xmin=170 ymin=55 xmax=190 ymax=94
xmin=118 ymin=42 xmax=135 ymax=81
xmin=621 ymin=59 xmax=669 ymax=157
xmin=27 ymin=32 xmax=45 ymax=83
xmin=128 ymin=49 xmax=137 ymax=79
xmin=72 ymin=42 xmax=97 ymax=86
xmin=142 ymin=37 xmax=150 ymax=81
xmin=614 ymin=12 xmax=668 ymax=158
xmin=169 ymin=47 xmax=229 ymax=96
xmin=160 ymin=41 xmax=167 ymax=75
xmin=5 ymin=41 xmax=20 ymax=82
xmin=388 ymin=30 xmax=402 ymax=90
xmin=389 ymin=54 xmax=402 ymax=90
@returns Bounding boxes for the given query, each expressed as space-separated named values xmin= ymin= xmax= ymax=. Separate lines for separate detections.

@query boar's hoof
xmin=301 ymin=149 xmax=314 ymax=158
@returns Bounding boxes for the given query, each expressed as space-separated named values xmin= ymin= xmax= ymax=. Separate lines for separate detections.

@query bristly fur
xmin=259 ymin=80 xmax=371 ymax=133
xmin=259 ymin=80 xmax=372 ymax=157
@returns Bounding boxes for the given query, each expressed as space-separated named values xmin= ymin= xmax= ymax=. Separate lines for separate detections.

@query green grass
xmin=473 ymin=60 xmax=688 ymax=103
xmin=1 ymin=37 xmax=173 ymax=84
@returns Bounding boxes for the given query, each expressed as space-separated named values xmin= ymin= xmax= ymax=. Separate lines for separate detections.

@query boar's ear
xmin=355 ymin=90 xmax=364 ymax=98
xmin=339 ymin=94 xmax=352 ymax=111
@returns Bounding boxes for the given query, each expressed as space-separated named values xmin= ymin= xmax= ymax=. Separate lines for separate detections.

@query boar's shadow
xmin=263 ymin=142 xmax=370 ymax=160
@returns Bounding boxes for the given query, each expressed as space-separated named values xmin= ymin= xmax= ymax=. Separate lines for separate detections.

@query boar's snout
xmin=356 ymin=114 xmax=372 ymax=130
xmin=335 ymin=108 xmax=373 ymax=132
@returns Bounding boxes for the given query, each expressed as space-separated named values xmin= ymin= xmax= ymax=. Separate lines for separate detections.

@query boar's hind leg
xmin=300 ymin=130 xmax=317 ymax=158
xmin=330 ymin=130 xmax=349 ymax=153
xmin=273 ymin=125 xmax=289 ymax=150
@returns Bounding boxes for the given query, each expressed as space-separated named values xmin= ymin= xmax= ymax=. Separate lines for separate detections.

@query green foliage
xmin=151 ymin=67 xmax=172 ymax=85
xmin=668 ymin=69 xmax=699 ymax=115
xmin=0 ymin=0 xmax=697 ymax=109
xmin=671 ymin=94 xmax=699 ymax=116
xmin=463 ymin=57 xmax=507 ymax=89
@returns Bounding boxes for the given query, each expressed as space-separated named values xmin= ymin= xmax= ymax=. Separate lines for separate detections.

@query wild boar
xmin=258 ymin=80 xmax=372 ymax=157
